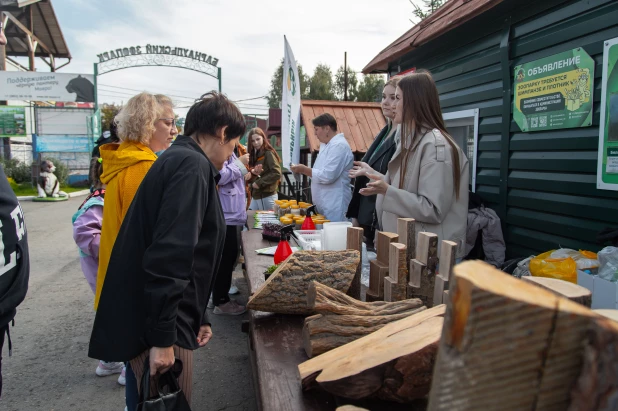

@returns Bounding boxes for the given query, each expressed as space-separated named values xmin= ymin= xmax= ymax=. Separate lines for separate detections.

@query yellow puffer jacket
xmin=94 ymin=141 xmax=157 ymax=309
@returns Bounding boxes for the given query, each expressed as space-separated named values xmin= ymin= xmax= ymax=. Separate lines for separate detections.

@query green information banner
xmin=597 ymin=37 xmax=618 ymax=191
xmin=513 ymin=48 xmax=594 ymax=132
xmin=0 ymin=106 xmax=27 ymax=138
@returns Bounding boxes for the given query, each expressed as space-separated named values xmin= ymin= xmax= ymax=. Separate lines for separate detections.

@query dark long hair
xmin=248 ymin=127 xmax=281 ymax=166
xmin=398 ymin=71 xmax=462 ymax=198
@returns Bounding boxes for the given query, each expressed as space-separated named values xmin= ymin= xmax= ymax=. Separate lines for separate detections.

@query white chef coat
xmin=311 ymin=133 xmax=354 ymax=222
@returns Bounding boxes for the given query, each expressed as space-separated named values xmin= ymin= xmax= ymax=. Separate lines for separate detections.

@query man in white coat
xmin=290 ymin=113 xmax=353 ymax=222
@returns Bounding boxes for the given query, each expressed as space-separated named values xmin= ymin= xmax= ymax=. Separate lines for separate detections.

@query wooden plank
xmin=416 ymin=232 xmax=438 ymax=266
xmin=363 ymin=108 xmax=382 ymax=137
xmin=433 ymin=240 xmax=457 ymax=307
xmin=369 ymin=259 xmax=389 ymax=299
xmin=343 ymin=107 xmax=366 ymax=153
xmin=346 ymin=227 xmax=364 ymax=300
xmin=331 ymin=106 xmax=356 ymax=152
xmin=301 ymin=106 xmax=319 ymax=152
xmin=377 ymin=231 xmax=399 ymax=265
xmin=411 ymin=233 xmax=438 ymax=306
xmin=384 ymin=277 xmax=406 ymax=302
xmin=397 ymin=218 xmax=416 ymax=263
xmin=408 ymin=259 xmax=426 ymax=301
xmin=386 ymin=243 xmax=407 ymax=302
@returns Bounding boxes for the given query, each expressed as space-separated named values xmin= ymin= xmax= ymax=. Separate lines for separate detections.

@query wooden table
xmin=241 ymin=212 xmax=425 ymax=411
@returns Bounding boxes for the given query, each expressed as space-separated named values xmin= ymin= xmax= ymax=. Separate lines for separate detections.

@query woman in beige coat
xmin=358 ymin=71 xmax=469 ymax=258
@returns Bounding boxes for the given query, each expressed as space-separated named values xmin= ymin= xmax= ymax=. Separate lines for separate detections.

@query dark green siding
xmin=390 ymin=0 xmax=618 ymax=258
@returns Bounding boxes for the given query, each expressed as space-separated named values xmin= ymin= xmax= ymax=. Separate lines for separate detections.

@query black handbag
xmin=136 ymin=357 xmax=192 ymax=411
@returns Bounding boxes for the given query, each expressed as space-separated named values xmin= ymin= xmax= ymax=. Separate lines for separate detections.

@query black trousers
xmin=0 ymin=325 xmax=6 ymax=399
xmin=213 ymin=225 xmax=241 ymax=306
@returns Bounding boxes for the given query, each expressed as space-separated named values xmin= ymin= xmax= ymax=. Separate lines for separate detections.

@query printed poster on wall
xmin=597 ymin=37 xmax=618 ymax=191
xmin=513 ymin=48 xmax=594 ymax=132
xmin=0 ymin=106 xmax=27 ymax=138
xmin=0 ymin=72 xmax=95 ymax=103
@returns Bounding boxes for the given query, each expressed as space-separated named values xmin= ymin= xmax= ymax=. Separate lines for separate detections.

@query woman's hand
xmin=351 ymin=218 xmax=360 ymax=228
xmin=239 ymin=153 xmax=250 ymax=166
xmin=244 ymin=172 xmax=253 ymax=182
xmin=359 ymin=173 xmax=389 ymax=196
xmin=197 ymin=325 xmax=213 ymax=347
xmin=349 ymin=161 xmax=375 ymax=179
xmin=253 ymin=164 xmax=263 ymax=175
xmin=252 ymin=182 xmax=259 ymax=189
xmin=149 ymin=346 xmax=175 ymax=376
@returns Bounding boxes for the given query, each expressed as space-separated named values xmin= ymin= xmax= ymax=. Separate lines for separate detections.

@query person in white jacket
xmin=290 ymin=113 xmax=353 ymax=222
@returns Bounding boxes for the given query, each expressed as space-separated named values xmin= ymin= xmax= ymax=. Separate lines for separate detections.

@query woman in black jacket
xmin=88 ymin=92 xmax=246 ymax=404
xmin=347 ymin=77 xmax=400 ymax=249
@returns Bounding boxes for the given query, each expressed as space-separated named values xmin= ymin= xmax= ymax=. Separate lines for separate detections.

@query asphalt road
xmin=1 ymin=197 xmax=256 ymax=411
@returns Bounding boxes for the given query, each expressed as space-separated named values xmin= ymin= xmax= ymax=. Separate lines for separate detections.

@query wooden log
xmin=369 ymin=259 xmax=389 ymax=299
xmin=385 ymin=243 xmax=407 ymax=302
xmin=415 ymin=232 xmax=438 ymax=266
xmin=432 ymin=240 xmax=457 ymax=307
xmin=593 ymin=309 xmax=618 ymax=323
xmin=247 ymin=250 xmax=360 ymax=315
xmin=299 ymin=305 xmax=447 ymax=403
xmin=522 ymin=276 xmax=592 ymax=307
xmin=568 ymin=317 xmax=618 ymax=411
xmin=409 ymin=259 xmax=437 ymax=306
xmin=397 ymin=218 xmax=416 ymax=263
xmin=336 ymin=406 xmax=368 ymax=411
xmin=377 ymin=231 xmax=399 ymax=265
xmin=346 ymin=227 xmax=364 ymax=300
xmin=428 ymin=260 xmax=601 ymax=411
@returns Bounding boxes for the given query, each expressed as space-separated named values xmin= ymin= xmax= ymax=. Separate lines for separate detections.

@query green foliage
xmin=7 ymin=177 xmax=18 ymax=191
xmin=42 ymin=157 xmax=69 ymax=186
xmin=334 ymin=65 xmax=359 ymax=101
xmin=356 ymin=74 xmax=386 ymax=103
xmin=410 ymin=0 xmax=446 ymax=21
xmin=101 ymin=103 xmax=122 ymax=131
xmin=267 ymin=58 xmax=310 ymax=108
xmin=308 ymin=64 xmax=337 ymax=101
xmin=0 ymin=158 xmax=32 ymax=184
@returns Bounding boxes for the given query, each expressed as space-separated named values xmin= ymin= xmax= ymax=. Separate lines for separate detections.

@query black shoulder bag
xmin=136 ymin=357 xmax=192 ymax=411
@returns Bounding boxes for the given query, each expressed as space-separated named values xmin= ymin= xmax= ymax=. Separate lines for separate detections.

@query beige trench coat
xmin=376 ymin=128 xmax=469 ymax=258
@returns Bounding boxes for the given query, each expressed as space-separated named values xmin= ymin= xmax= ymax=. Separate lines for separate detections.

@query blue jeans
xmin=126 ymin=362 xmax=138 ymax=410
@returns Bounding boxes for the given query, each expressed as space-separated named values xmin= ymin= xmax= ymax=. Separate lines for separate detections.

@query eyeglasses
xmin=159 ymin=118 xmax=176 ymax=128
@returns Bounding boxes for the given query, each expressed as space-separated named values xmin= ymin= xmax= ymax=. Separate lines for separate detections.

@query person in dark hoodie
xmin=88 ymin=92 xmax=246 ymax=405
xmin=0 ymin=165 xmax=30 ymax=398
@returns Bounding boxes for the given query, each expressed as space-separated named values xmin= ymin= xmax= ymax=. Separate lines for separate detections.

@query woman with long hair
xmin=347 ymin=76 xmax=400 ymax=249
xmin=359 ymin=71 xmax=469 ymax=259
xmin=247 ymin=127 xmax=282 ymax=210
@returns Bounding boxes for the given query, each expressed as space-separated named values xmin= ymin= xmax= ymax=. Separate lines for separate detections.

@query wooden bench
xmin=241 ymin=212 xmax=424 ymax=411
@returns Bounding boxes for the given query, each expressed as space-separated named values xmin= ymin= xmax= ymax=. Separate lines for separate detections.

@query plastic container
xmin=322 ymin=221 xmax=353 ymax=251
xmin=291 ymin=205 xmax=300 ymax=216
xmin=279 ymin=202 xmax=290 ymax=218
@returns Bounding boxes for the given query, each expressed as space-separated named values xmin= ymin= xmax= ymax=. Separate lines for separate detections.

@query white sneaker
xmin=95 ymin=361 xmax=124 ymax=377
xmin=117 ymin=366 xmax=126 ymax=386
xmin=228 ymin=285 xmax=239 ymax=295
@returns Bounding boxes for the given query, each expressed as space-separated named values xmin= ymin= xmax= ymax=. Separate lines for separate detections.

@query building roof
xmin=301 ymin=100 xmax=386 ymax=154
xmin=3 ymin=0 xmax=72 ymax=59
xmin=363 ymin=0 xmax=503 ymax=74
xmin=266 ymin=108 xmax=282 ymax=136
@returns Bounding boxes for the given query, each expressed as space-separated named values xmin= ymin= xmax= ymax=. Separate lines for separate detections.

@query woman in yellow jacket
xmin=96 ymin=93 xmax=177 ymax=310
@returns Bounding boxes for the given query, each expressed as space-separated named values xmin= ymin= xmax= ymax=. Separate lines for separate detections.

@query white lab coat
xmin=311 ymin=133 xmax=354 ymax=222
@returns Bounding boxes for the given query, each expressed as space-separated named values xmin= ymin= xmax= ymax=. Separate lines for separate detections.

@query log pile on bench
xmin=303 ymin=281 xmax=425 ymax=357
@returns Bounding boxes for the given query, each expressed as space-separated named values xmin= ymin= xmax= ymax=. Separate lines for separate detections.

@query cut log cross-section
xmin=385 ymin=243 xmax=408 ymax=302
xmin=408 ymin=232 xmax=438 ymax=305
xmin=428 ymin=260 xmax=604 ymax=411
xmin=300 ymin=304 xmax=447 ymax=403
xmin=303 ymin=282 xmax=425 ymax=357
xmin=522 ymin=276 xmax=592 ymax=308
xmin=432 ymin=240 xmax=457 ymax=307
xmin=247 ymin=250 xmax=360 ymax=315
xmin=346 ymin=227 xmax=364 ymax=300
xmin=377 ymin=231 xmax=399 ymax=265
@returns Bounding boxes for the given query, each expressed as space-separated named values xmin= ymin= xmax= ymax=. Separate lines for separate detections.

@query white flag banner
xmin=281 ymin=36 xmax=301 ymax=170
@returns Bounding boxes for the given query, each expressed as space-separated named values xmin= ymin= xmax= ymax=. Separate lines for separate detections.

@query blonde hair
xmin=115 ymin=92 xmax=173 ymax=144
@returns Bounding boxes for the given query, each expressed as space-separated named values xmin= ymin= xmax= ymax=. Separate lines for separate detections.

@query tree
xmin=308 ymin=64 xmax=337 ymax=101
xmin=334 ymin=65 xmax=359 ymax=101
xmin=101 ymin=103 xmax=122 ymax=131
xmin=267 ymin=58 xmax=310 ymax=108
xmin=410 ymin=0 xmax=446 ymax=21
xmin=356 ymin=74 xmax=386 ymax=103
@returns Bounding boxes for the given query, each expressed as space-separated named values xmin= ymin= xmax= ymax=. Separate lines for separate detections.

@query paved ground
xmin=1 ymin=197 xmax=257 ymax=411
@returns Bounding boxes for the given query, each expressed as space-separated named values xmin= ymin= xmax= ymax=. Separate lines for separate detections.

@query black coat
xmin=0 ymin=165 xmax=29 ymax=329
xmin=88 ymin=136 xmax=226 ymax=362
xmin=346 ymin=124 xmax=397 ymax=226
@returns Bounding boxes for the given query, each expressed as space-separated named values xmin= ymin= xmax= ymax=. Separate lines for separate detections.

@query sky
xmin=30 ymin=0 xmax=415 ymax=118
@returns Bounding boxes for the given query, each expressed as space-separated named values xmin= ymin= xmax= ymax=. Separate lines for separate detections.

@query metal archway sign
xmin=93 ymin=44 xmax=222 ymax=110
